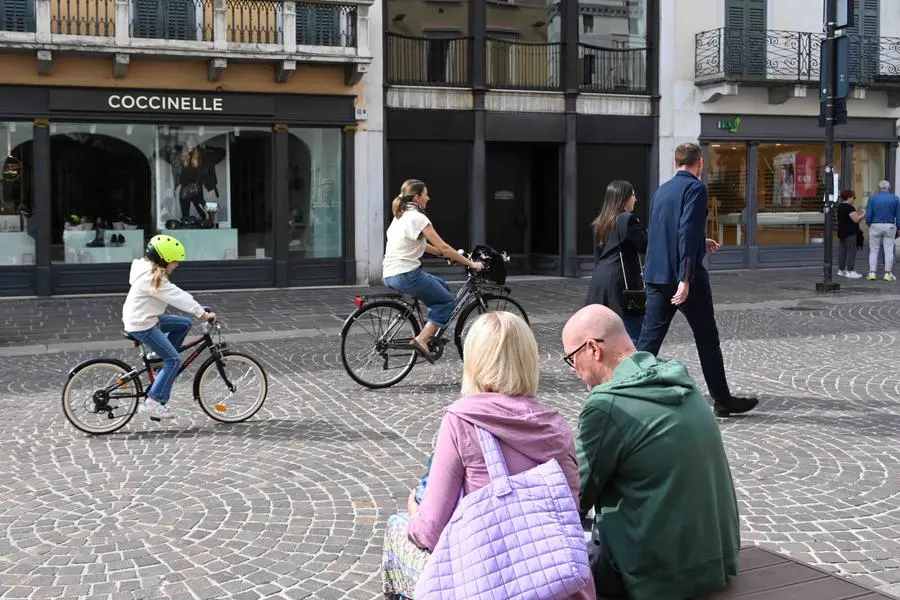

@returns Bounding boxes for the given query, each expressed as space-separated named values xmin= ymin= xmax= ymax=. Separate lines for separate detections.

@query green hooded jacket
xmin=577 ymin=352 xmax=740 ymax=600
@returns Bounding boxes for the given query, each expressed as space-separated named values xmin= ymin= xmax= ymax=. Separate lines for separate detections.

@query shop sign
xmin=107 ymin=94 xmax=224 ymax=113
xmin=717 ymin=116 xmax=742 ymax=133
xmin=1 ymin=156 xmax=22 ymax=182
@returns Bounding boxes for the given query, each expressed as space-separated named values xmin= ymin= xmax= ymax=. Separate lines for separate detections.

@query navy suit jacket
xmin=643 ymin=170 xmax=708 ymax=285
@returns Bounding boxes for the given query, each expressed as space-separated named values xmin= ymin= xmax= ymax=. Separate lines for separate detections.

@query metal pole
xmin=819 ymin=0 xmax=839 ymax=292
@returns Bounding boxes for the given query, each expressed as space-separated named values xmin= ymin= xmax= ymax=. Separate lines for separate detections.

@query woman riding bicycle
xmin=383 ymin=179 xmax=484 ymax=363
xmin=122 ymin=234 xmax=216 ymax=420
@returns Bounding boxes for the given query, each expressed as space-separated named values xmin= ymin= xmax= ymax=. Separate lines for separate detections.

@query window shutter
xmin=132 ymin=0 xmax=162 ymax=38
xmin=297 ymin=4 xmax=342 ymax=47
xmin=725 ymin=0 xmax=767 ymax=79
xmin=0 ymin=0 xmax=36 ymax=33
xmin=846 ymin=0 xmax=878 ymax=83
xmin=164 ymin=0 xmax=198 ymax=41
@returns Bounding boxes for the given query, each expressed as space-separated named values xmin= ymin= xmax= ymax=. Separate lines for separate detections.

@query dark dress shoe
xmin=714 ymin=396 xmax=758 ymax=417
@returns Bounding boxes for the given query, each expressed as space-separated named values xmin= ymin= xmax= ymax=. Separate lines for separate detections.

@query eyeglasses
xmin=563 ymin=338 xmax=604 ymax=368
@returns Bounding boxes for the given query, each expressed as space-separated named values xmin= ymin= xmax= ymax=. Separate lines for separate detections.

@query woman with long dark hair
xmin=586 ymin=180 xmax=648 ymax=343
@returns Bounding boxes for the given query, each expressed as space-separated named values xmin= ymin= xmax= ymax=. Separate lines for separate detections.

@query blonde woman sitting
xmin=381 ymin=311 xmax=594 ymax=600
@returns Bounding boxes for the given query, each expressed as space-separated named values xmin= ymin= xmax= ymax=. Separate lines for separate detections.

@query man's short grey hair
xmin=879 ymin=180 xmax=891 ymax=191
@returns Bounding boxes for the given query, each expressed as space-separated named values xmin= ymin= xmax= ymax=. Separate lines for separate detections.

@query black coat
xmin=586 ymin=212 xmax=648 ymax=316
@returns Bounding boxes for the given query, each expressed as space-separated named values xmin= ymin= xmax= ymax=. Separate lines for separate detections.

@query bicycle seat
xmin=121 ymin=331 xmax=141 ymax=343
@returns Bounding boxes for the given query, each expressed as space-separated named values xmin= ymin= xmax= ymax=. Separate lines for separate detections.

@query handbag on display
xmin=615 ymin=223 xmax=646 ymax=313
xmin=414 ymin=426 xmax=591 ymax=600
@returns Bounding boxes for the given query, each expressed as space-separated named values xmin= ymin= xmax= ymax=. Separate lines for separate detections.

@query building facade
xmin=372 ymin=0 xmax=658 ymax=283
xmin=0 ymin=0 xmax=381 ymax=296
xmin=664 ymin=0 xmax=900 ymax=269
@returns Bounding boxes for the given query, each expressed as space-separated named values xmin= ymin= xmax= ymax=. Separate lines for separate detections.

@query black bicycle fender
xmin=340 ymin=299 xmax=418 ymax=333
xmin=67 ymin=357 xmax=134 ymax=379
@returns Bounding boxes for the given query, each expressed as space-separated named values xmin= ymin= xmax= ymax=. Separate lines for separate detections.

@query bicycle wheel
xmin=62 ymin=358 xmax=142 ymax=435
xmin=453 ymin=294 xmax=529 ymax=359
xmin=340 ymin=300 xmax=421 ymax=389
xmin=194 ymin=351 xmax=268 ymax=423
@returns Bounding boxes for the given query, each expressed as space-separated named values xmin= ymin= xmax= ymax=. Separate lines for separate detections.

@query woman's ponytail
xmin=391 ymin=195 xmax=404 ymax=219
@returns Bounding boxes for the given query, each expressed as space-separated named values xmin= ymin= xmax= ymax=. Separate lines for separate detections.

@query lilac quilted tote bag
xmin=415 ymin=426 xmax=591 ymax=600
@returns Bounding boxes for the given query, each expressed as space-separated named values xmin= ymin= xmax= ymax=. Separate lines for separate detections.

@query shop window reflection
xmin=707 ymin=144 xmax=746 ymax=246
xmin=48 ymin=123 xmax=275 ymax=264
xmin=0 ymin=121 xmax=35 ymax=266
xmin=287 ymin=129 xmax=342 ymax=258
xmin=851 ymin=144 xmax=887 ymax=238
xmin=757 ymin=143 xmax=840 ymax=246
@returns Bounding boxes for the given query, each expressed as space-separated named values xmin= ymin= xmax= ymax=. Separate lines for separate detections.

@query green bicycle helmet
xmin=145 ymin=234 xmax=186 ymax=267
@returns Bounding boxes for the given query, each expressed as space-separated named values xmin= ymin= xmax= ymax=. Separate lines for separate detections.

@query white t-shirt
xmin=383 ymin=208 xmax=432 ymax=278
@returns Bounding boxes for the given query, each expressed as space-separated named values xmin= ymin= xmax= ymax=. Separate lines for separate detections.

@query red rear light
xmin=353 ymin=296 xmax=364 ymax=308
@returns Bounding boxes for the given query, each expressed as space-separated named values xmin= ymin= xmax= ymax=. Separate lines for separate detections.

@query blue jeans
xmin=384 ymin=268 xmax=454 ymax=327
xmin=127 ymin=314 xmax=192 ymax=404
xmin=622 ymin=315 xmax=644 ymax=345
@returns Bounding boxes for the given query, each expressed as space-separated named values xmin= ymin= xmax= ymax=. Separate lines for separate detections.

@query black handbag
xmin=616 ymin=225 xmax=646 ymax=313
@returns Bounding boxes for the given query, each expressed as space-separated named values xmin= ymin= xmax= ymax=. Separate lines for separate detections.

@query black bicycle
xmin=340 ymin=246 xmax=529 ymax=389
xmin=62 ymin=310 xmax=268 ymax=435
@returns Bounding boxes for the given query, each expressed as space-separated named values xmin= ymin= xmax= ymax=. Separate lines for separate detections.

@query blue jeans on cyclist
xmin=383 ymin=268 xmax=454 ymax=328
xmin=127 ymin=314 xmax=192 ymax=405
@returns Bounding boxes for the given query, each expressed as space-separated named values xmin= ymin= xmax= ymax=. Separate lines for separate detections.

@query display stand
xmin=160 ymin=228 xmax=238 ymax=261
xmin=0 ymin=232 xmax=35 ymax=265
xmin=63 ymin=229 xmax=145 ymax=264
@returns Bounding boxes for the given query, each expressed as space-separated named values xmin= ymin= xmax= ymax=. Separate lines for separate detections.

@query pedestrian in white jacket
xmin=122 ymin=234 xmax=215 ymax=420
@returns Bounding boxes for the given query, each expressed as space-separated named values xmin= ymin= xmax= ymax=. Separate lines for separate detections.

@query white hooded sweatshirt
xmin=122 ymin=259 xmax=205 ymax=332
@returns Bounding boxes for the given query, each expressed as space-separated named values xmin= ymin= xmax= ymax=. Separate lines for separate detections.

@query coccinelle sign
xmin=107 ymin=94 xmax=224 ymax=113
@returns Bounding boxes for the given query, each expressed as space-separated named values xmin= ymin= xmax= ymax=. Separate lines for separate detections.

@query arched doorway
xmin=49 ymin=132 xmax=151 ymax=261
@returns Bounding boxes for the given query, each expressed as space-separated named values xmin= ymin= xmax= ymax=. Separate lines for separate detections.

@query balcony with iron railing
xmin=386 ymin=32 xmax=647 ymax=94
xmin=0 ymin=0 xmax=372 ymax=75
xmin=695 ymin=27 xmax=900 ymax=88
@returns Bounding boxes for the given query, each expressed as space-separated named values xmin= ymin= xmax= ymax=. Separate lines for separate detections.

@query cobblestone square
xmin=1 ymin=270 xmax=900 ymax=599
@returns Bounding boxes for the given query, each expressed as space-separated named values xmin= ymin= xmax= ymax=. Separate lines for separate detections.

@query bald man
xmin=562 ymin=304 xmax=740 ymax=600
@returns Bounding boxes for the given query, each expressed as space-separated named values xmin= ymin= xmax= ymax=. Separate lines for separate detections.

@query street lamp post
xmin=817 ymin=0 xmax=841 ymax=293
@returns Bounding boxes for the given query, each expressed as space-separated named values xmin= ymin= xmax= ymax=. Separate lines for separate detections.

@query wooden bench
xmin=600 ymin=546 xmax=895 ymax=599
xmin=703 ymin=545 xmax=895 ymax=599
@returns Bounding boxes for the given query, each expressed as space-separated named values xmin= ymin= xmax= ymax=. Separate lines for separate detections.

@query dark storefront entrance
xmin=0 ymin=85 xmax=357 ymax=297
xmin=699 ymin=113 xmax=898 ymax=269
xmin=385 ymin=107 xmax=654 ymax=277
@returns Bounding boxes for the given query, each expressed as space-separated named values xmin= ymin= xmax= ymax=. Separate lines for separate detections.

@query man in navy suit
xmin=636 ymin=143 xmax=758 ymax=417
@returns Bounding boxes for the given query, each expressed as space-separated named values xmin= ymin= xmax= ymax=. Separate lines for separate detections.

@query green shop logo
xmin=717 ymin=116 xmax=741 ymax=133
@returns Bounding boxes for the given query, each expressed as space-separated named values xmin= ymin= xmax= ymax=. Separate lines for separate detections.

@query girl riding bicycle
xmin=383 ymin=179 xmax=484 ymax=363
xmin=122 ymin=234 xmax=215 ymax=420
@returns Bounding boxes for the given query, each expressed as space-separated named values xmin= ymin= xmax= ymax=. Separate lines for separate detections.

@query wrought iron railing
xmin=295 ymin=1 xmax=356 ymax=47
xmin=695 ymin=27 xmax=900 ymax=86
xmin=386 ymin=33 xmax=470 ymax=86
xmin=131 ymin=0 xmax=214 ymax=41
xmin=578 ymin=43 xmax=647 ymax=94
xmin=52 ymin=0 xmax=115 ymax=36
xmin=485 ymin=38 xmax=561 ymax=90
xmin=226 ymin=0 xmax=282 ymax=44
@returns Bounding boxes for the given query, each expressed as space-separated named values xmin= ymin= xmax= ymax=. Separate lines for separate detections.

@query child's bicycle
xmin=62 ymin=308 xmax=268 ymax=434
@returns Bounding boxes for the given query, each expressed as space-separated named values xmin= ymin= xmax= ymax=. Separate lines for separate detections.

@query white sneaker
xmin=145 ymin=352 xmax=161 ymax=361
xmin=846 ymin=271 xmax=863 ymax=279
xmin=837 ymin=270 xmax=847 ymax=277
xmin=139 ymin=398 xmax=175 ymax=420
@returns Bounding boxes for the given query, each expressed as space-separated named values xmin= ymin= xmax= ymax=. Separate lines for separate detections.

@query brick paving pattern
xmin=0 ymin=268 xmax=899 ymax=598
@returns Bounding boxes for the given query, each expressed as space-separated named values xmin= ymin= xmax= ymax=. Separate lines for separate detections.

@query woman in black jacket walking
xmin=586 ymin=180 xmax=648 ymax=343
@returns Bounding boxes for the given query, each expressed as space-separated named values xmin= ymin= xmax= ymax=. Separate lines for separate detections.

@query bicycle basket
xmin=472 ymin=244 xmax=507 ymax=285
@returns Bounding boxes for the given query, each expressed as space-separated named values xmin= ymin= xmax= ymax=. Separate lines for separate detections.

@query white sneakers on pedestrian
xmin=139 ymin=398 xmax=175 ymax=420
xmin=838 ymin=270 xmax=863 ymax=278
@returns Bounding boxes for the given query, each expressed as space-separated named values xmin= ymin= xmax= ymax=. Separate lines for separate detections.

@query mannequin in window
xmin=166 ymin=134 xmax=226 ymax=223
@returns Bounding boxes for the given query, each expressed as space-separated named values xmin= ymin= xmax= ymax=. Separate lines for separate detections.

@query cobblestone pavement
xmin=2 ymin=266 xmax=900 ymax=352
xmin=1 ymin=272 xmax=900 ymax=598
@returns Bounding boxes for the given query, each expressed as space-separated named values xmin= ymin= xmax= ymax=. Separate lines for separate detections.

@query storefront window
xmin=286 ymin=128 xmax=342 ymax=258
xmin=50 ymin=123 xmax=273 ymax=263
xmin=707 ymin=143 xmax=747 ymax=247
xmin=756 ymin=143 xmax=840 ymax=246
xmin=0 ymin=121 xmax=35 ymax=266
xmin=851 ymin=144 xmax=887 ymax=237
